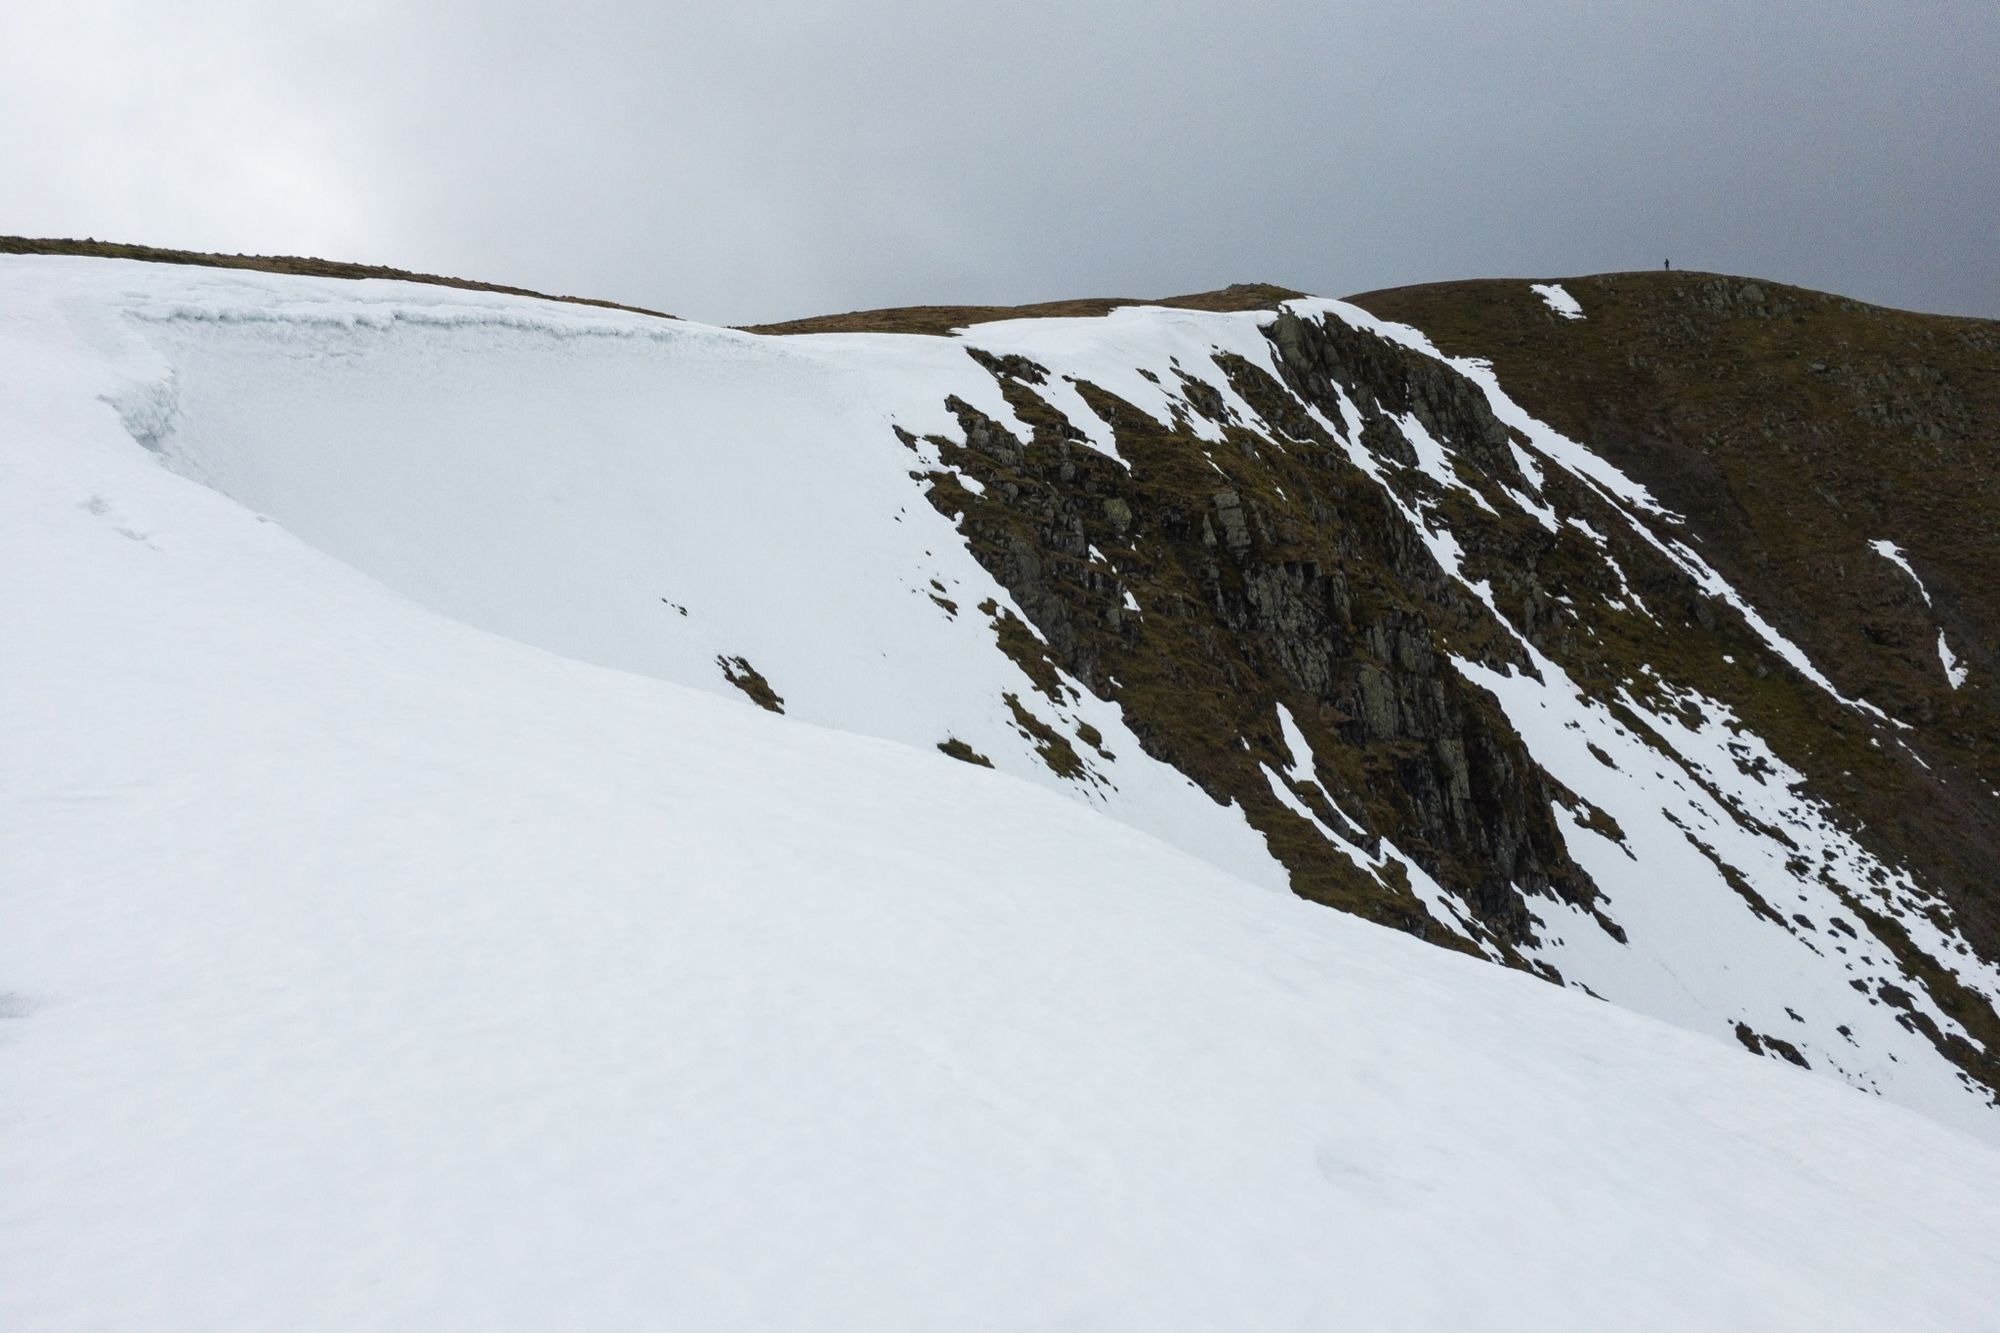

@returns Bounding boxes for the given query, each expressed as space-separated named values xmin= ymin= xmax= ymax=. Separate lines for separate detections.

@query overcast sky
xmin=6 ymin=2 xmax=1996 ymax=325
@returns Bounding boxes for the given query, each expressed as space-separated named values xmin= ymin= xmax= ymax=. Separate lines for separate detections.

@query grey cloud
xmin=5 ymin=1 xmax=1995 ymax=324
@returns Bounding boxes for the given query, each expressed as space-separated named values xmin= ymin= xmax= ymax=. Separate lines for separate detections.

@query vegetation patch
xmin=1734 ymin=1021 xmax=1812 ymax=1069
xmin=716 ymin=655 xmax=785 ymax=713
xmin=936 ymin=738 xmax=994 ymax=767
xmin=978 ymin=599 xmax=1067 ymax=703
xmin=1003 ymin=693 xmax=1085 ymax=780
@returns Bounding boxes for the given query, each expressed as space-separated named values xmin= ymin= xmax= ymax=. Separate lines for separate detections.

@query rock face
xmin=918 ymin=319 xmax=1597 ymax=954
xmin=896 ymin=284 xmax=2000 ymax=1113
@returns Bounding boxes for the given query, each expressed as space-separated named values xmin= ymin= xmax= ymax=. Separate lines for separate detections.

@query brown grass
xmin=1 ymin=235 xmax=676 ymax=320
xmin=742 ymin=283 xmax=1307 ymax=336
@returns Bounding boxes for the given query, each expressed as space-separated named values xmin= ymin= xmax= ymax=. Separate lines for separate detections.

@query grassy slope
xmin=0 ymin=236 xmax=676 ymax=320
xmin=742 ymin=283 xmax=1307 ymax=335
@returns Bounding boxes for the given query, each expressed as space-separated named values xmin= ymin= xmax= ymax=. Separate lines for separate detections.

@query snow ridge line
xmin=125 ymin=298 xmax=718 ymax=345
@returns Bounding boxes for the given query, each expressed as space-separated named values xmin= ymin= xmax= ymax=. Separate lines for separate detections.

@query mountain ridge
xmin=5 ymin=246 xmax=1997 ymax=1136
xmin=14 ymin=232 xmax=1989 ymax=328
xmin=10 ymin=270 xmax=1999 ymax=1321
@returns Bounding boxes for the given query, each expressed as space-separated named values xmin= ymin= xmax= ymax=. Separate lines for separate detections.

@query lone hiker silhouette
xmin=1664 ymin=258 xmax=1672 ymax=270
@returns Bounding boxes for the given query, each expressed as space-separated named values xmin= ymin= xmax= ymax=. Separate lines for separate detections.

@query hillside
xmin=3 ymin=242 xmax=1996 ymax=1139
xmin=1351 ymin=271 xmax=2000 ymax=955
xmin=6 ymin=250 xmax=2000 ymax=1330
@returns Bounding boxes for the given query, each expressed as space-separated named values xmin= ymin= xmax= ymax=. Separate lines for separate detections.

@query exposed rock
xmin=912 ymin=284 xmax=2000 ymax=1104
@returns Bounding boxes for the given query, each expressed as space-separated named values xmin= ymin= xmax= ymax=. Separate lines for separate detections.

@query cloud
xmin=5 ymin=1 xmax=1995 ymax=323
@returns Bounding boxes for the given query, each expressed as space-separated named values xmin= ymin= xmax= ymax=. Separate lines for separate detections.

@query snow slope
xmin=5 ymin=255 xmax=1996 ymax=1142
xmin=7 ymin=260 xmax=2000 ymax=1332
xmin=68 ymin=258 xmax=1280 ymax=887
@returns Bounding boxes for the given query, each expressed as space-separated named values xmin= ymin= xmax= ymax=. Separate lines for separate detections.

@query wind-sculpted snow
xmin=8 ymin=254 xmax=2000 ymax=1331
xmin=51 ymin=258 xmax=1283 ymax=892
xmin=4 ymin=254 xmax=1996 ymax=1141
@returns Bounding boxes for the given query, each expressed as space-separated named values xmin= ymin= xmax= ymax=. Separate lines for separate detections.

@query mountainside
xmin=1351 ymin=272 xmax=2000 ymax=950
xmin=4 ymin=247 xmax=1995 ymax=1142
xmin=7 ymin=249 xmax=2000 ymax=1330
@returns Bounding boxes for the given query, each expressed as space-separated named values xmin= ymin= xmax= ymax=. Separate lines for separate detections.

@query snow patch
xmin=1869 ymin=539 xmax=1929 ymax=604
xmin=1530 ymin=283 xmax=1585 ymax=319
xmin=1940 ymin=631 xmax=1969 ymax=690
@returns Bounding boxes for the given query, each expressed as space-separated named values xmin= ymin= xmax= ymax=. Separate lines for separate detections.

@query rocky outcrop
xmin=906 ymin=318 xmax=1612 ymax=957
xmin=904 ymin=294 xmax=2000 ymax=1104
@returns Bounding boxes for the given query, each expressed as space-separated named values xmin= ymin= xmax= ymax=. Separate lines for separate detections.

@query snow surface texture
xmin=7 ymin=257 xmax=2000 ymax=1332
xmin=7 ymin=256 xmax=1996 ymax=1141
